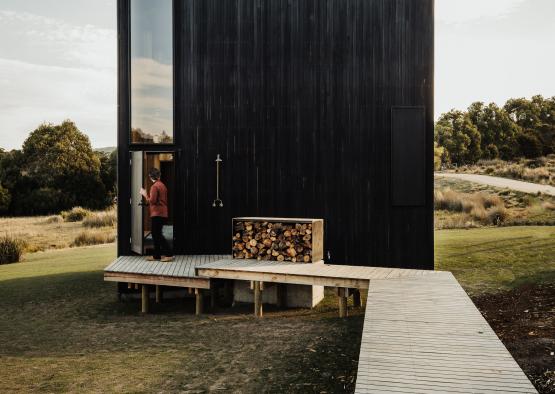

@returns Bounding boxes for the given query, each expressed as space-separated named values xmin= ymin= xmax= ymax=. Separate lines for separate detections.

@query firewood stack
xmin=233 ymin=220 xmax=315 ymax=262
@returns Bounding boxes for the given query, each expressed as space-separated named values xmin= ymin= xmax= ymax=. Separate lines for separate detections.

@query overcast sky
xmin=0 ymin=0 xmax=553 ymax=149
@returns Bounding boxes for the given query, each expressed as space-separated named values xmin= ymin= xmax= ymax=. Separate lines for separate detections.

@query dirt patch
xmin=472 ymin=282 xmax=555 ymax=393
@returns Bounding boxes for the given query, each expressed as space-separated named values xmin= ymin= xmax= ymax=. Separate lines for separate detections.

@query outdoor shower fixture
xmin=212 ymin=154 xmax=223 ymax=208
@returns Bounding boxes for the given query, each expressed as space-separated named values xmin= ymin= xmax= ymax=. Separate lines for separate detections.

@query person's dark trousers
xmin=151 ymin=216 xmax=172 ymax=259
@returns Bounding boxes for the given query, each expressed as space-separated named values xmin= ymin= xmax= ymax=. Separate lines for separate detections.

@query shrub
xmin=44 ymin=215 xmax=63 ymax=224
xmin=71 ymin=230 xmax=115 ymax=247
xmin=470 ymin=206 xmax=487 ymax=221
xmin=0 ymin=235 xmax=25 ymax=264
xmin=0 ymin=185 xmax=11 ymax=213
xmin=480 ymin=194 xmax=504 ymax=209
xmin=62 ymin=206 xmax=91 ymax=222
xmin=83 ymin=209 xmax=117 ymax=228
xmin=517 ymin=133 xmax=543 ymax=159
xmin=486 ymin=206 xmax=509 ymax=225
xmin=16 ymin=187 xmax=65 ymax=216
xmin=522 ymin=167 xmax=551 ymax=184
xmin=434 ymin=189 xmax=463 ymax=212
xmin=435 ymin=187 xmax=508 ymax=227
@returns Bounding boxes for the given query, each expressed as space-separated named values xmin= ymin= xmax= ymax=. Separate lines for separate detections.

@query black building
xmin=117 ymin=0 xmax=434 ymax=269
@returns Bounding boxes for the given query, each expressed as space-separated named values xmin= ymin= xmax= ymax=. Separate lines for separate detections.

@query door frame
xmin=129 ymin=150 xmax=177 ymax=255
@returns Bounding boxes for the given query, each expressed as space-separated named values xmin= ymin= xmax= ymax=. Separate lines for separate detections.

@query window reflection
xmin=131 ymin=0 xmax=173 ymax=144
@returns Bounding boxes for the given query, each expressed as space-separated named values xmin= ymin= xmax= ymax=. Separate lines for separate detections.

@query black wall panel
xmin=391 ymin=107 xmax=426 ymax=207
xmin=118 ymin=0 xmax=435 ymax=269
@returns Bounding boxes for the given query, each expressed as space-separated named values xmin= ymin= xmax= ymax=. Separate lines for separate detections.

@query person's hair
xmin=149 ymin=168 xmax=161 ymax=180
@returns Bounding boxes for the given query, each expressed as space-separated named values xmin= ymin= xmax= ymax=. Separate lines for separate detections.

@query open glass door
xmin=131 ymin=151 xmax=144 ymax=254
xmin=130 ymin=151 xmax=175 ymax=255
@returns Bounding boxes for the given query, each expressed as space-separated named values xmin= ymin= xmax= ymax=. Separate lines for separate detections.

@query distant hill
xmin=95 ymin=146 xmax=116 ymax=154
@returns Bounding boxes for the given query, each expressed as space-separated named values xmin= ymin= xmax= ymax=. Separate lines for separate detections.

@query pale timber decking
xmin=104 ymin=255 xmax=230 ymax=289
xmin=355 ymin=272 xmax=537 ymax=393
xmin=195 ymin=258 xmax=442 ymax=288
xmin=103 ymin=257 xmax=536 ymax=392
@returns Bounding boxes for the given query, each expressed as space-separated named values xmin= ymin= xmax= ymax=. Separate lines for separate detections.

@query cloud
xmin=0 ymin=58 xmax=116 ymax=149
xmin=0 ymin=10 xmax=116 ymax=149
xmin=435 ymin=0 xmax=555 ymax=118
xmin=0 ymin=10 xmax=115 ymax=70
xmin=436 ymin=0 xmax=527 ymax=25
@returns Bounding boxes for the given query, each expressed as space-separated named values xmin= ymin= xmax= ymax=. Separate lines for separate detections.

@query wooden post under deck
xmin=337 ymin=288 xmax=348 ymax=318
xmin=353 ymin=289 xmax=361 ymax=308
xmin=276 ymin=283 xmax=287 ymax=308
xmin=210 ymin=287 xmax=216 ymax=310
xmin=155 ymin=285 xmax=162 ymax=303
xmin=254 ymin=281 xmax=263 ymax=318
xmin=195 ymin=288 xmax=203 ymax=315
xmin=141 ymin=284 xmax=149 ymax=313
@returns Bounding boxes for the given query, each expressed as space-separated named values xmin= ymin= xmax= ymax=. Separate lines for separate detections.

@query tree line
xmin=435 ymin=95 xmax=555 ymax=168
xmin=0 ymin=121 xmax=116 ymax=216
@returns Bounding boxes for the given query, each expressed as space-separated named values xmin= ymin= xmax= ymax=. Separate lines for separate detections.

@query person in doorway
xmin=140 ymin=168 xmax=173 ymax=262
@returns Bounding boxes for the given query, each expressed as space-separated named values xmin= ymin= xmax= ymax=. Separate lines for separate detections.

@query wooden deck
xmin=355 ymin=272 xmax=537 ymax=393
xmin=196 ymin=258 xmax=442 ymax=289
xmin=104 ymin=255 xmax=230 ymax=289
xmin=103 ymin=256 xmax=536 ymax=392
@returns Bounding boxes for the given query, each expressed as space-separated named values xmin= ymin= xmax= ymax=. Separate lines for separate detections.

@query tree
xmin=516 ymin=132 xmax=543 ymax=159
xmin=97 ymin=149 xmax=117 ymax=203
xmin=435 ymin=110 xmax=481 ymax=165
xmin=19 ymin=120 xmax=107 ymax=213
xmin=467 ymin=102 xmax=520 ymax=160
xmin=434 ymin=142 xmax=446 ymax=170
xmin=0 ymin=184 xmax=10 ymax=213
xmin=505 ymin=95 xmax=555 ymax=155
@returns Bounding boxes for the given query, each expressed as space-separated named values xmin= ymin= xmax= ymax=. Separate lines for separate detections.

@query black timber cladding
xmin=118 ymin=0 xmax=435 ymax=269
xmin=391 ymin=107 xmax=426 ymax=207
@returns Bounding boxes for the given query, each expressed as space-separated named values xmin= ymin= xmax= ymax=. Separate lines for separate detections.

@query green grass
xmin=435 ymin=226 xmax=555 ymax=295
xmin=1 ymin=226 xmax=553 ymax=392
xmin=0 ymin=245 xmax=363 ymax=393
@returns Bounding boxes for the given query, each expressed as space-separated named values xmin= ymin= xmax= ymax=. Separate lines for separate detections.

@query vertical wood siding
xmin=119 ymin=0 xmax=434 ymax=269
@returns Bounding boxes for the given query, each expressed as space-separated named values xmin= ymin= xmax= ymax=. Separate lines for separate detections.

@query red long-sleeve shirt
xmin=148 ymin=180 xmax=168 ymax=218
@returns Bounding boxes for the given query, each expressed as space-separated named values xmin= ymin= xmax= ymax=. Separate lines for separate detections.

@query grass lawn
xmin=1 ymin=225 xmax=553 ymax=392
xmin=435 ymin=226 xmax=555 ymax=295
xmin=0 ymin=245 xmax=363 ymax=393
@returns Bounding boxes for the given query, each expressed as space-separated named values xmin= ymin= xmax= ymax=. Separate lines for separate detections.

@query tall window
xmin=131 ymin=0 xmax=173 ymax=144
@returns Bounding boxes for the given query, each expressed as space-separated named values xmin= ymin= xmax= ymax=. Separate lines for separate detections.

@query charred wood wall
xmin=118 ymin=0 xmax=435 ymax=269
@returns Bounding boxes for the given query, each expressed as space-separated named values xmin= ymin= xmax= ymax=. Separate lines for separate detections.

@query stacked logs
xmin=233 ymin=221 xmax=313 ymax=262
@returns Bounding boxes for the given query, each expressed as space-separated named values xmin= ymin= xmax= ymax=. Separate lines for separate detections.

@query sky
xmin=0 ymin=0 xmax=553 ymax=150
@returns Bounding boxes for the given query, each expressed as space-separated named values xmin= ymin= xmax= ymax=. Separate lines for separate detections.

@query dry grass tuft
xmin=486 ymin=206 xmax=509 ymax=225
xmin=83 ymin=209 xmax=117 ymax=228
xmin=434 ymin=212 xmax=480 ymax=230
xmin=43 ymin=215 xmax=63 ymax=224
xmin=61 ymin=207 xmax=92 ymax=222
xmin=0 ymin=235 xmax=26 ymax=264
xmin=71 ymin=230 xmax=116 ymax=247
xmin=434 ymin=189 xmax=463 ymax=212
xmin=435 ymin=188 xmax=508 ymax=226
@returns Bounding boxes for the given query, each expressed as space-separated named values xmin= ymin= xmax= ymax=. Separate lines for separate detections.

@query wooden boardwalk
xmin=196 ymin=258 xmax=442 ymax=289
xmin=104 ymin=255 xmax=229 ymax=289
xmin=355 ymin=272 xmax=537 ymax=393
xmin=104 ymin=256 xmax=536 ymax=392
